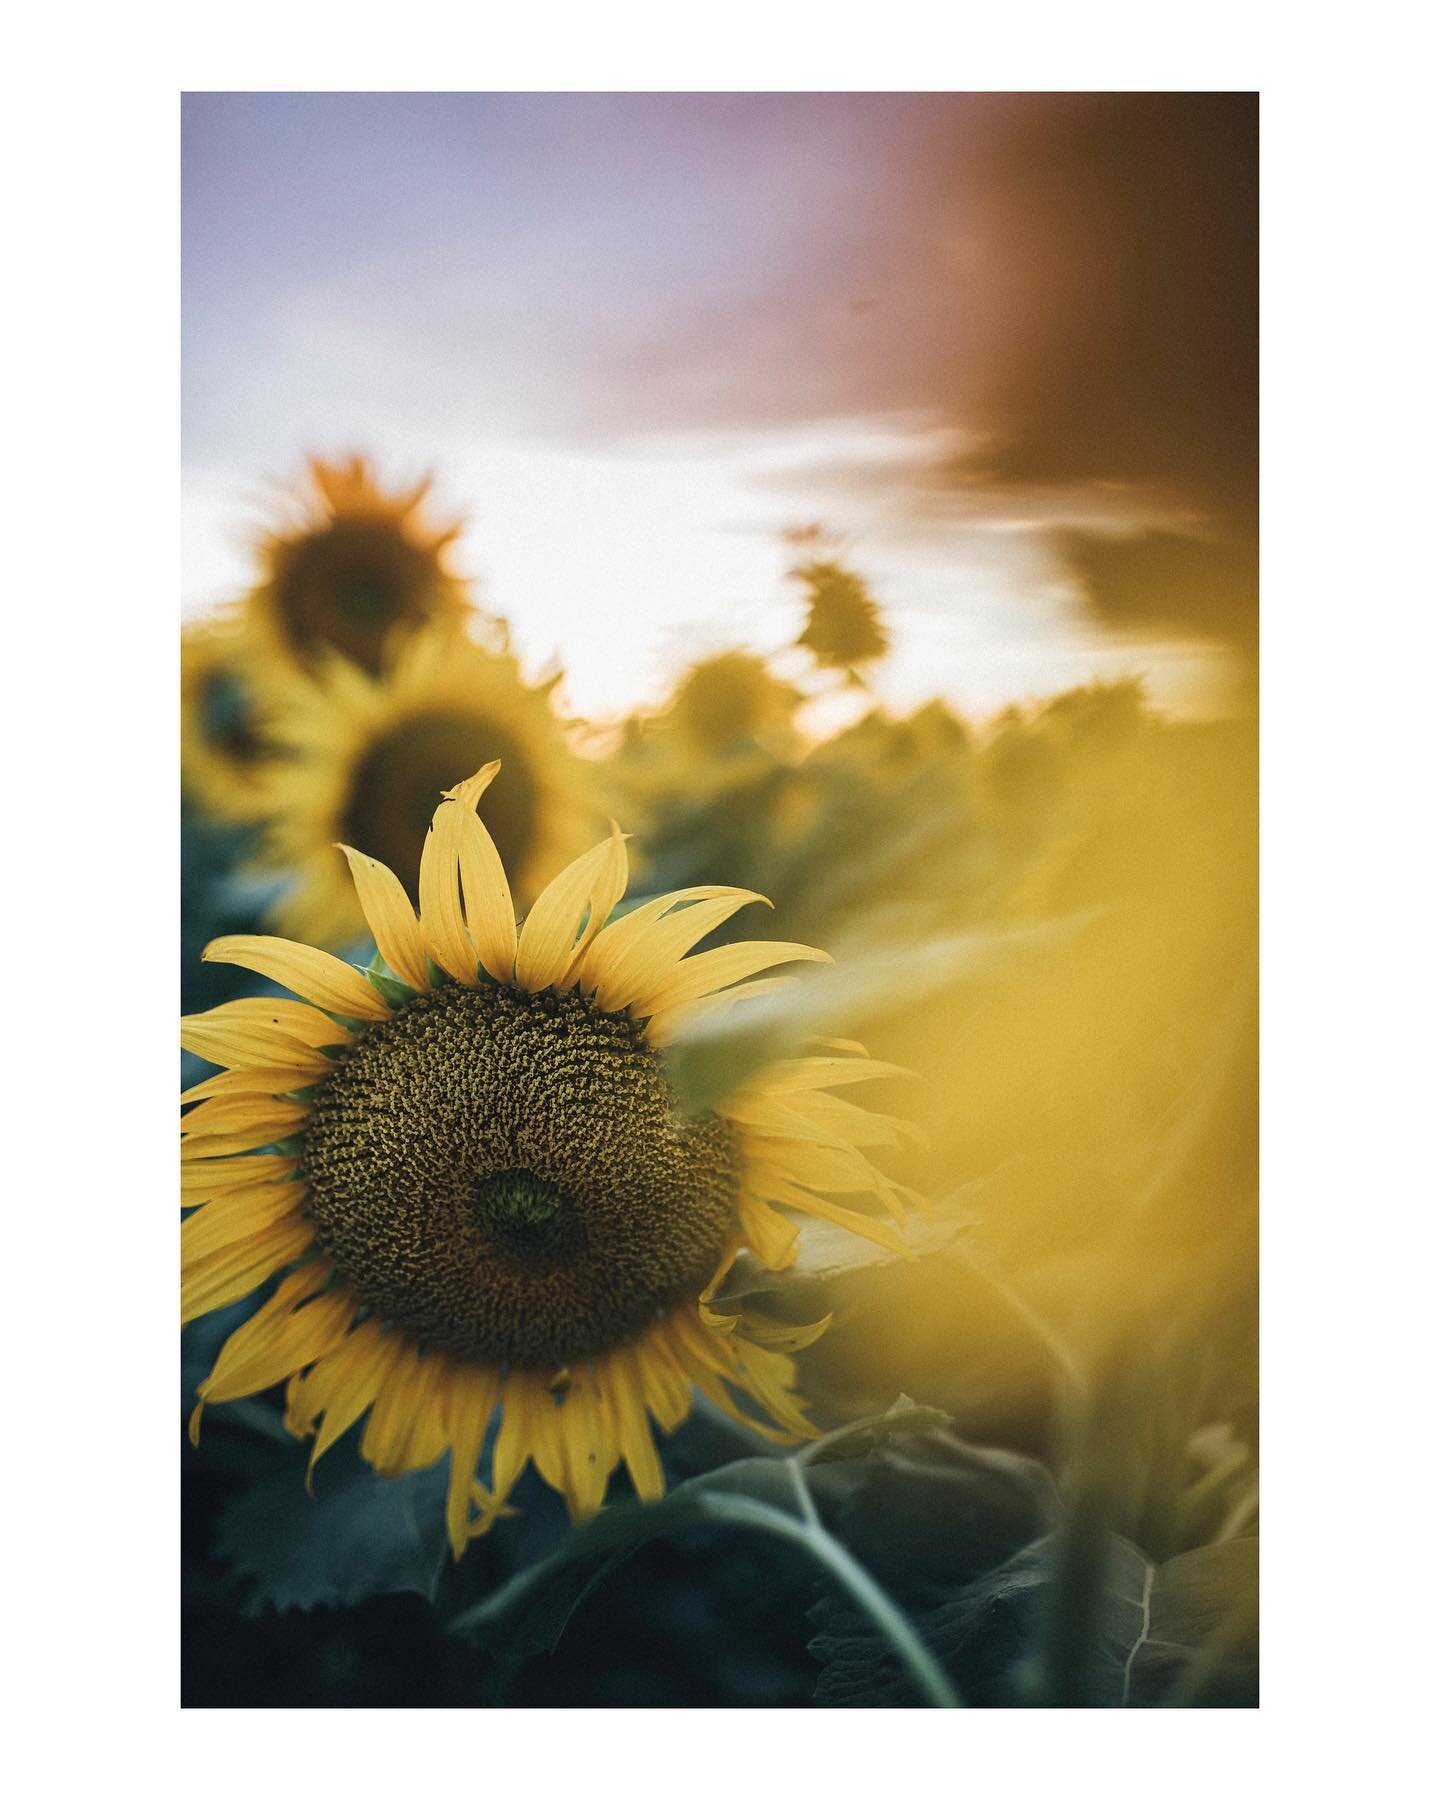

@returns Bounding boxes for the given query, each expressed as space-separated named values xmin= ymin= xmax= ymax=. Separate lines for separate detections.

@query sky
xmin=182 ymin=92 xmax=1257 ymax=725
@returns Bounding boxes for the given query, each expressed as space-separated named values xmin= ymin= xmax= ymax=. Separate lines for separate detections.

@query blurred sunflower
xmin=181 ymin=611 xmax=273 ymax=821
xmin=248 ymin=454 xmax=469 ymax=673
xmin=791 ymin=557 xmax=890 ymax=677
xmin=182 ymin=764 xmax=914 ymax=1554
xmin=251 ymin=628 xmax=596 ymax=948
xmin=669 ymin=650 xmax=801 ymax=757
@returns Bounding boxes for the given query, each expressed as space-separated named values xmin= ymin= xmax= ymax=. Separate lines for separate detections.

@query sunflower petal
xmin=180 ymin=1013 xmax=341 ymax=1074
xmin=637 ymin=941 xmax=831 ymax=1019
xmin=360 ymin=1343 xmax=450 ymax=1476
xmin=182 ymin=1179 xmax=307 ymax=1264
xmin=180 ymin=1095 xmax=310 ymax=1139
xmin=181 ymin=1067 xmax=316 ymax=1105
xmin=738 ymin=1193 xmax=801 ymax=1269
xmin=455 ymin=808 xmax=517 ymax=983
xmin=195 ymin=1276 xmax=354 ymax=1411
xmin=576 ymin=885 xmax=743 ymax=997
xmin=338 ymin=845 xmax=432 ymax=991
xmin=202 ymin=936 xmax=391 ymax=1021
xmin=590 ymin=890 xmax=769 ymax=1013
xmin=287 ymin=1320 xmax=407 ymax=1486
xmin=515 ymin=830 xmax=628 ymax=993
xmin=419 ymin=773 xmax=498 ymax=984
xmin=643 ymin=975 xmax=796 ymax=1048
xmin=181 ymin=1218 xmax=316 ymax=1322
xmin=602 ymin=1348 xmax=666 ymax=1502
xmin=441 ymin=1361 xmax=502 ymax=1560
xmin=181 ymin=1155 xmax=298 ymax=1199
xmin=180 ymin=1121 xmax=305 ymax=1159
xmin=553 ymin=822 xmax=629 ymax=991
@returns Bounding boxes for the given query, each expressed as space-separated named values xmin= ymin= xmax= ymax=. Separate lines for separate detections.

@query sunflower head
xmin=248 ymin=626 xmax=598 ymax=949
xmin=251 ymin=454 xmax=468 ymax=673
xmin=182 ymin=765 xmax=917 ymax=1555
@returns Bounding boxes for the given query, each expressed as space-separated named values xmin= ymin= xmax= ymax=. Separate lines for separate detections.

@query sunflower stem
xmin=693 ymin=1491 xmax=962 ymax=1708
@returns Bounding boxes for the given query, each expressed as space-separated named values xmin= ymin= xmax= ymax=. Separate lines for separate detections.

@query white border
xmin=7 ymin=0 xmax=1435 ymax=1784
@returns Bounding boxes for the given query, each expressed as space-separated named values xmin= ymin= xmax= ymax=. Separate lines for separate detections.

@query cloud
xmin=594 ymin=93 xmax=1258 ymax=648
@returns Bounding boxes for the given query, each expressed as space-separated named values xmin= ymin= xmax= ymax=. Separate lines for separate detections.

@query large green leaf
xmin=448 ymin=1401 xmax=952 ymax=1679
xmin=810 ymin=1529 xmax=1258 ymax=1707
xmin=213 ymin=1440 xmax=450 ymax=1616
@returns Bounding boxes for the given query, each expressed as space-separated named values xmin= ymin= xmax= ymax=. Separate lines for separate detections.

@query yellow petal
xmin=202 ymin=936 xmax=391 ymax=1021
xmin=360 ymin=1343 xmax=450 ymax=1476
xmin=418 ymin=773 xmax=498 ymax=984
xmin=602 ymin=1347 xmax=666 ymax=1502
xmin=182 ymin=1180 xmax=306 ymax=1264
xmin=287 ymin=1319 xmax=406 ymax=1485
xmin=455 ymin=807 xmax=517 ymax=983
xmin=180 ymin=1121 xmax=306 ymax=1159
xmin=739 ymin=1313 xmax=832 ymax=1354
xmin=737 ymin=1193 xmax=801 ymax=1269
xmin=181 ymin=1218 xmax=315 ymax=1322
xmin=196 ymin=1277 xmax=353 ymax=1408
xmin=180 ymin=1012 xmax=340 ymax=1073
xmin=717 ymin=1091 xmax=865 ymax=1149
xmin=590 ymin=890 xmax=769 ymax=1013
xmin=744 ymin=1169 xmax=911 ymax=1254
xmin=181 ymin=1095 xmax=310 ymax=1139
xmin=181 ymin=1155 xmax=298 ymax=1199
xmin=490 ymin=1373 xmax=543 ymax=1508
xmin=576 ymin=885 xmax=743 ymax=997
xmin=554 ymin=822 xmax=629 ymax=991
xmin=338 ymin=845 xmax=431 ymax=991
xmin=553 ymin=1370 xmax=617 ymax=1520
xmin=753 ymin=1057 xmax=913 ymax=1094
xmin=633 ymin=1331 xmax=693 ymax=1433
xmin=637 ymin=941 xmax=831 ymax=1019
xmin=515 ymin=830 xmax=628 ymax=993
xmin=441 ymin=1361 xmax=502 ymax=1559
xmin=181 ymin=1068 xmax=315 ymax=1105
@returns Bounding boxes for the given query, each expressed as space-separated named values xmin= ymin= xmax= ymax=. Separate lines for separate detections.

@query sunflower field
xmin=181 ymin=457 xmax=1257 ymax=1708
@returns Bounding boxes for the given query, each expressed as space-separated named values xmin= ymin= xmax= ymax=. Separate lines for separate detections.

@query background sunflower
xmin=244 ymin=453 xmax=471 ymax=673
xmin=245 ymin=625 xmax=602 ymax=949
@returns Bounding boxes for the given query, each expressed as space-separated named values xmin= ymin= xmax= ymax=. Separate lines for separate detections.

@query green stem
xmin=694 ymin=1491 xmax=962 ymax=1708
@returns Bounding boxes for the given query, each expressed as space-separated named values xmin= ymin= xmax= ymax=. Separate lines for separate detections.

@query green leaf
xmin=213 ymin=1440 xmax=450 ymax=1616
xmin=810 ymin=1529 xmax=1257 ymax=1708
xmin=448 ymin=1402 xmax=951 ymax=1671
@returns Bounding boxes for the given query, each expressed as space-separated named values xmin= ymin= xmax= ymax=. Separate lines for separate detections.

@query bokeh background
xmin=181 ymin=91 xmax=1257 ymax=1708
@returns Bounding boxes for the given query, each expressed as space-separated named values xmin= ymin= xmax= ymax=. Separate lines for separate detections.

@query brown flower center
xmin=272 ymin=519 xmax=449 ymax=671
xmin=301 ymin=984 xmax=739 ymax=1366
xmin=341 ymin=712 xmax=540 ymax=904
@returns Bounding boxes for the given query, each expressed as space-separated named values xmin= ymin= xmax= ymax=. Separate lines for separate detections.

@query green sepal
xmin=366 ymin=966 xmax=421 ymax=1009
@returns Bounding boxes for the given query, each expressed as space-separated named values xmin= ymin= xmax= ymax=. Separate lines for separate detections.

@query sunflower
xmin=668 ymin=651 xmax=801 ymax=757
xmin=792 ymin=557 xmax=890 ymax=676
xmin=247 ymin=454 xmax=469 ymax=673
xmin=181 ymin=610 xmax=274 ymax=821
xmin=182 ymin=764 xmax=915 ymax=1556
xmin=250 ymin=627 xmax=597 ymax=949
